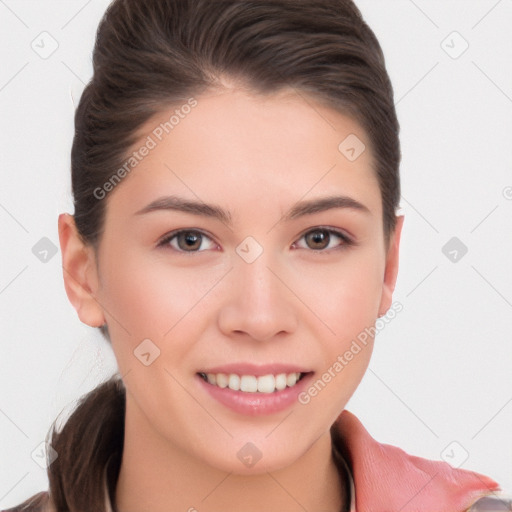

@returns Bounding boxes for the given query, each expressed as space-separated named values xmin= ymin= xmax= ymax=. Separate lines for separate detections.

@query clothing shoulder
xmin=1 ymin=491 xmax=53 ymax=512
xmin=467 ymin=493 xmax=512 ymax=511
xmin=332 ymin=410 xmax=505 ymax=512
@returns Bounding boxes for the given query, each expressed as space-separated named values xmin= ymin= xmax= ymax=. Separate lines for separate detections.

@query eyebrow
xmin=134 ymin=194 xmax=371 ymax=225
xmin=284 ymin=195 xmax=370 ymax=220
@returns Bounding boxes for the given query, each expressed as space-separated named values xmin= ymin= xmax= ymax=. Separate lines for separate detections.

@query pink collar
xmin=331 ymin=410 xmax=500 ymax=511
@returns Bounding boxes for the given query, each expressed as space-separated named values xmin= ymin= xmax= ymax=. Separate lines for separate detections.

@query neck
xmin=115 ymin=395 xmax=347 ymax=512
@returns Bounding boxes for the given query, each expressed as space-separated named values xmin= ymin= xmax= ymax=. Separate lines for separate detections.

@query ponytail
xmin=46 ymin=376 xmax=125 ymax=512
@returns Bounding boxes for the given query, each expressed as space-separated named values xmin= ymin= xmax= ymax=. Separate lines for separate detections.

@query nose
xmin=217 ymin=253 xmax=299 ymax=342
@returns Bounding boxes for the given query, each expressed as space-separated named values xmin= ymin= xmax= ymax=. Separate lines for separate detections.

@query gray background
xmin=1 ymin=0 xmax=511 ymax=507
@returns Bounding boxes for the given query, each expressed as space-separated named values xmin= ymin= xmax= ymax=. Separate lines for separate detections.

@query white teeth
xmin=275 ymin=373 xmax=287 ymax=391
xmin=228 ymin=374 xmax=240 ymax=391
xmin=204 ymin=371 xmax=303 ymax=393
xmin=216 ymin=373 xmax=228 ymax=388
xmin=257 ymin=374 xmax=275 ymax=393
xmin=286 ymin=373 xmax=297 ymax=387
xmin=240 ymin=375 xmax=258 ymax=392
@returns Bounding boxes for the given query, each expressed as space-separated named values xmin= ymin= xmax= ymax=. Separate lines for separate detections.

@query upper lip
xmin=198 ymin=363 xmax=311 ymax=377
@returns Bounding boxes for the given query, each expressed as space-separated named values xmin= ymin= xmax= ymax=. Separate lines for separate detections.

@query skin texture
xmin=58 ymin=86 xmax=403 ymax=512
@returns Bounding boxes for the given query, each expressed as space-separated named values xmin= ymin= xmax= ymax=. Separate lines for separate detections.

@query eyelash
xmin=292 ymin=227 xmax=355 ymax=252
xmin=156 ymin=227 xmax=355 ymax=253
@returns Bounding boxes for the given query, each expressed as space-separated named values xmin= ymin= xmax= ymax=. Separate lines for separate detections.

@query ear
xmin=377 ymin=215 xmax=404 ymax=317
xmin=58 ymin=213 xmax=105 ymax=327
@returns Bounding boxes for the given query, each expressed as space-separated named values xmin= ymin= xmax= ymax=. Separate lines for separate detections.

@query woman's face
xmin=68 ymin=87 xmax=401 ymax=474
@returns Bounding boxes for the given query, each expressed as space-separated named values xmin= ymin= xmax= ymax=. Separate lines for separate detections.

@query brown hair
xmin=20 ymin=1 xmax=401 ymax=510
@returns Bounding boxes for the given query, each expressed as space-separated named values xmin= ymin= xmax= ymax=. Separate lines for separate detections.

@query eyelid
xmin=292 ymin=226 xmax=355 ymax=250
xmin=157 ymin=228 xmax=219 ymax=252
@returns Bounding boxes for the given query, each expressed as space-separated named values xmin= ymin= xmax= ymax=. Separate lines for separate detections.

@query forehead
xmin=104 ymin=87 xmax=381 ymax=223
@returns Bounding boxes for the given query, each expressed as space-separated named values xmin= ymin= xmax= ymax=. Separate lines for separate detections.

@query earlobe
xmin=58 ymin=213 xmax=105 ymax=327
xmin=378 ymin=215 xmax=404 ymax=317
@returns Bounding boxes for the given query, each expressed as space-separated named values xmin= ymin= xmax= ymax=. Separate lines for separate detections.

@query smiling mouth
xmin=197 ymin=372 xmax=310 ymax=393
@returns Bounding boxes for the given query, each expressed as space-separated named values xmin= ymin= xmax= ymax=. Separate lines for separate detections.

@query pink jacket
xmin=333 ymin=409 xmax=504 ymax=511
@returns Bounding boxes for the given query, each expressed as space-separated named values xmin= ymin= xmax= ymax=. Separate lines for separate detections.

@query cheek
xmin=98 ymin=250 xmax=228 ymax=344
xmin=292 ymin=249 xmax=385 ymax=333
xmin=296 ymin=257 xmax=381 ymax=418
xmin=289 ymin=247 xmax=384 ymax=398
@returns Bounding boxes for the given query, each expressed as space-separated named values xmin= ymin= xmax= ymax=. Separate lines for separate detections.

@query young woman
xmin=3 ymin=0 xmax=509 ymax=511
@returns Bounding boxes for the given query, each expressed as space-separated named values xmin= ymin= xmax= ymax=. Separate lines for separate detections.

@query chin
xmin=196 ymin=434 xmax=305 ymax=476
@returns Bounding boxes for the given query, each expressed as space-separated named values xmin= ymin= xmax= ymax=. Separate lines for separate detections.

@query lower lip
xmin=197 ymin=373 xmax=313 ymax=416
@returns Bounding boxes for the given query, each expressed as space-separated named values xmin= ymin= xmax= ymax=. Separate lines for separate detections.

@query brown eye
xmin=305 ymin=229 xmax=331 ymax=250
xmin=177 ymin=231 xmax=202 ymax=251
xmin=293 ymin=228 xmax=353 ymax=252
xmin=158 ymin=230 xmax=216 ymax=252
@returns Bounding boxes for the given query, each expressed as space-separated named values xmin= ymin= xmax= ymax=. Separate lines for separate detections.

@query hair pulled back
xmin=22 ymin=2 xmax=401 ymax=510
